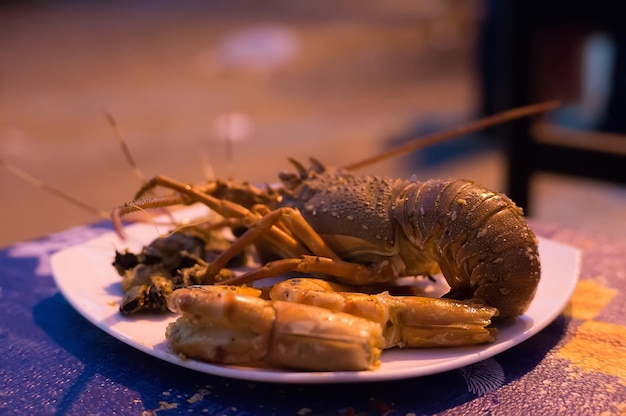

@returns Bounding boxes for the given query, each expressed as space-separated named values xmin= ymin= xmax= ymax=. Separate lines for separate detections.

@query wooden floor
xmin=1 ymin=2 xmax=624 ymax=247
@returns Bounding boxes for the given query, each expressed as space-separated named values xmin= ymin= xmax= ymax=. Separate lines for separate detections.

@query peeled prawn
xmin=270 ymin=278 xmax=498 ymax=348
xmin=165 ymin=279 xmax=498 ymax=372
xmin=165 ymin=285 xmax=384 ymax=371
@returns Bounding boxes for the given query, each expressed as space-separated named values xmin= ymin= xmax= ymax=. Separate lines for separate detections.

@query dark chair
xmin=479 ymin=0 xmax=626 ymax=212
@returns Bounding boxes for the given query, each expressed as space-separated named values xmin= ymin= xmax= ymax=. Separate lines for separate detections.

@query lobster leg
xmin=222 ymin=254 xmax=397 ymax=286
xmin=116 ymin=175 xmax=349 ymax=282
xmin=113 ymin=176 xmax=309 ymax=255
xmin=205 ymin=207 xmax=341 ymax=278
xmin=119 ymin=175 xmax=255 ymax=219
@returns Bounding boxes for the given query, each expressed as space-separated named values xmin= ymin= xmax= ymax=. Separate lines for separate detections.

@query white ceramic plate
xmin=51 ymin=206 xmax=580 ymax=384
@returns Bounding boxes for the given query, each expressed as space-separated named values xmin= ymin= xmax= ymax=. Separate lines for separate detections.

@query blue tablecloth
xmin=1 ymin=221 xmax=624 ymax=415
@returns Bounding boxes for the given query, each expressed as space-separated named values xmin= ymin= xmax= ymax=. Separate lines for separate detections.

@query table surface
xmin=1 ymin=219 xmax=625 ymax=416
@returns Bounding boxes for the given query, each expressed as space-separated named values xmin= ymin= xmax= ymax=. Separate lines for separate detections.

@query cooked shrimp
xmin=165 ymin=285 xmax=384 ymax=371
xmin=270 ymin=278 xmax=498 ymax=348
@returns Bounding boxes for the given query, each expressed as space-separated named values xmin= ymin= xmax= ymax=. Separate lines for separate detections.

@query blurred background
xmin=1 ymin=0 xmax=625 ymax=247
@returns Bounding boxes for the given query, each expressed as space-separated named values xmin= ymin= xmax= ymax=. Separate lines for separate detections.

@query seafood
xmin=165 ymin=285 xmax=384 ymax=371
xmin=165 ymin=279 xmax=497 ymax=371
xmin=2 ymin=101 xmax=557 ymax=371
xmin=270 ymin=278 xmax=498 ymax=348
xmin=111 ymin=103 xmax=557 ymax=322
xmin=115 ymin=160 xmax=541 ymax=318
xmin=113 ymin=226 xmax=251 ymax=314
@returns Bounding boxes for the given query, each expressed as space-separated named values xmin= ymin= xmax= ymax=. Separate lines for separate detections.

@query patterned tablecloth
xmin=0 ymin=220 xmax=624 ymax=415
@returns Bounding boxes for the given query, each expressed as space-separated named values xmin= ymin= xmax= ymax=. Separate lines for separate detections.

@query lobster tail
xmin=457 ymin=204 xmax=541 ymax=317
xmin=395 ymin=179 xmax=541 ymax=318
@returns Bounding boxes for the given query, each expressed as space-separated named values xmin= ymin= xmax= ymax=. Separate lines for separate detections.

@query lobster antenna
xmin=0 ymin=158 xmax=110 ymax=219
xmin=342 ymin=100 xmax=561 ymax=171
xmin=104 ymin=111 xmax=147 ymax=184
